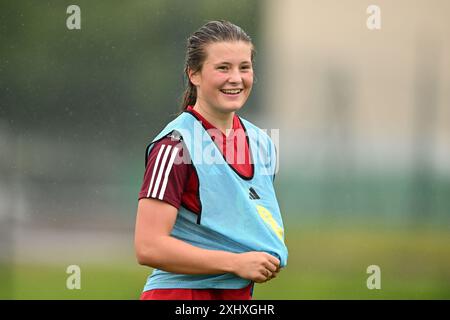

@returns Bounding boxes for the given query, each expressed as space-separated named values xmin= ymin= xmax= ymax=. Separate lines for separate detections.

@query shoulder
xmin=238 ymin=116 xmax=263 ymax=132
xmin=149 ymin=132 xmax=183 ymax=150
xmin=146 ymin=133 xmax=190 ymax=167
xmin=238 ymin=116 xmax=274 ymax=144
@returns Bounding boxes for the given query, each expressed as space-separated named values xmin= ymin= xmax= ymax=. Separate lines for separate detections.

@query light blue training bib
xmin=143 ymin=111 xmax=288 ymax=290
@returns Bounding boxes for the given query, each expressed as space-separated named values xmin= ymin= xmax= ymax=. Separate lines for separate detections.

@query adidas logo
xmin=249 ymin=187 xmax=260 ymax=200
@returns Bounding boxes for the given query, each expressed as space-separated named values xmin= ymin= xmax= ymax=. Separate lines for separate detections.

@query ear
xmin=188 ymin=67 xmax=200 ymax=87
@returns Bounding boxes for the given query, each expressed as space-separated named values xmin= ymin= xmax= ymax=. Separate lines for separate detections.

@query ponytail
xmin=181 ymin=66 xmax=197 ymax=110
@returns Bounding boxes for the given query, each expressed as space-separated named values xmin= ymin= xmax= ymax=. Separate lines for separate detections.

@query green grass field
xmin=1 ymin=226 xmax=450 ymax=299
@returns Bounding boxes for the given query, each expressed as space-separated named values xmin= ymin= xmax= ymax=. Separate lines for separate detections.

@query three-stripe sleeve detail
xmin=146 ymin=145 xmax=180 ymax=200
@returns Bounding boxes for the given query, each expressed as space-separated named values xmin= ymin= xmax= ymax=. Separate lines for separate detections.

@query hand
xmin=231 ymin=252 xmax=281 ymax=283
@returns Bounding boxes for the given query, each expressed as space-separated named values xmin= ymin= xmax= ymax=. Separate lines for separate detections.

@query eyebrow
xmin=214 ymin=61 xmax=252 ymax=66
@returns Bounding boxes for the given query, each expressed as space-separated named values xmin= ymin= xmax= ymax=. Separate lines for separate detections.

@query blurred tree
xmin=0 ymin=0 xmax=261 ymax=150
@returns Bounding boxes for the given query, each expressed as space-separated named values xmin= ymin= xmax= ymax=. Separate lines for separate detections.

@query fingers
xmin=262 ymin=252 xmax=280 ymax=269
xmin=263 ymin=258 xmax=279 ymax=273
xmin=252 ymin=268 xmax=269 ymax=283
xmin=261 ymin=266 xmax=279 ymax=282
xmin=265 ymin=267 xmax=279 ymax=280
xmin=259 ymin=253 xmax=282 ymax=283
xmin=254 ymin=266 xmax=280 ymax=283
xmin=267 ymin=252 xmax=280 ymax=264
xmin=237 ymin=252 xmax=282 ymax=283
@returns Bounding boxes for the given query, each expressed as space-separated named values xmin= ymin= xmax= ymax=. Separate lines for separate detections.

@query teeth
xmin=221 ymin=89 xmax=242 ymax=94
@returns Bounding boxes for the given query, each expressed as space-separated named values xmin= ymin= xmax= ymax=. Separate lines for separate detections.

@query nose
xmin=227 ymin=67 xmax=243 ymax=84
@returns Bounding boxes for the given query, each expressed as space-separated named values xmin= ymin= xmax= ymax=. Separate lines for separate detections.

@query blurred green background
xmin=1 ymin=0 xmax=449 ymax=299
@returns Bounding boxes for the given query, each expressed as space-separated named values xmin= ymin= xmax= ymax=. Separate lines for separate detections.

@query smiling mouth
xmin=220 ymin=89 xmax=243 ymax=95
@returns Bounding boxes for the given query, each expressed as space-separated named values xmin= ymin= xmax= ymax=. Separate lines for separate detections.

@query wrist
xmin=221 ymin=251 xmax=239 ymax=274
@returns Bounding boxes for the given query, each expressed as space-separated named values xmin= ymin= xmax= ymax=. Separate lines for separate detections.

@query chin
xmin=221 ymin=104 xmax=244 ymax=113
xmin=219 ymin=100 xmax=246 ymax=112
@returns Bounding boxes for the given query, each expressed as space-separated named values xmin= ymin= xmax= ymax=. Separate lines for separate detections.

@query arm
xmin=134 ymin=198 xmax=280 ymax=282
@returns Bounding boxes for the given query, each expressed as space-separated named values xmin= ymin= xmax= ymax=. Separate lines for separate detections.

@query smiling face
xmin=189 ymin=41 xmax=254 ymax=115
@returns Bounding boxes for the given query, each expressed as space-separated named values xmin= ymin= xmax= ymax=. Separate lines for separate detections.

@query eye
xmin=217 ymin=66 xmax=228 ymax=71
xmin=241 ymin=65 xmax=252 ymax=71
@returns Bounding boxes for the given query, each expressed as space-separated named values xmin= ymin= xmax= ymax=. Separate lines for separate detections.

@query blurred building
xmin=260 ymin=0 xmax=450 ymax=177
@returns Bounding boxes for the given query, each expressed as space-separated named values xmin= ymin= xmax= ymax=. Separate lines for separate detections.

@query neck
xmin=192 ymin=102 xmax=234 ymax=135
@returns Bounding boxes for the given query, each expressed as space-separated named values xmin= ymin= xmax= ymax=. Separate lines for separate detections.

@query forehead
xmin=204 ymin=41 xmax=252 ymax=64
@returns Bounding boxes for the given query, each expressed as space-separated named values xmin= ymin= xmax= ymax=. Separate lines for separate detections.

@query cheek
xmin=244 ymin=73 xmax=254 ymax=88
xmin=208 ymin=71 xmax=227 ymax=83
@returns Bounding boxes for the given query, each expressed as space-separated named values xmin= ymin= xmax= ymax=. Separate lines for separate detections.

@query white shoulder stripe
xmin=151 ymin=145 xmax=173 ymax=198
xmin=158 ymin=147 xmax=179 ymax=200
xmin=146 ymin=144 xmax=166 ymax=198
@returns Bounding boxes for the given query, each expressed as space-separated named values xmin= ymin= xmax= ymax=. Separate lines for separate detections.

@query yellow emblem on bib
xmin=256 ymin=205 xmax=284 ymax=242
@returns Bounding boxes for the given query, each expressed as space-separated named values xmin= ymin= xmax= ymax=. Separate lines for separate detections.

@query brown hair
xmin=180 ymin=20 xmax=255 ymax=111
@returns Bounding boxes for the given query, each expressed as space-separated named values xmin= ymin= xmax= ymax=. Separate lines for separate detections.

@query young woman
xmin=135 ymin=20 xmax=288 ymax=300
